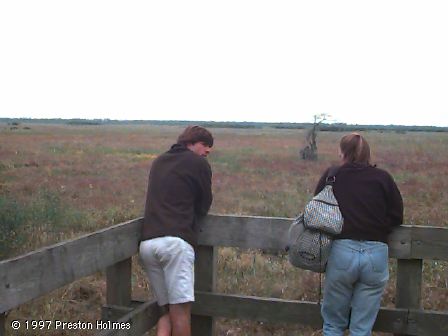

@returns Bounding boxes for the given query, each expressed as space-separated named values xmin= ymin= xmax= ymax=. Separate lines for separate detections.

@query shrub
xmin=0 ymin=191 xmax=92 ymax=260
xmin=0 ymin=195 xmax=27 ymax=259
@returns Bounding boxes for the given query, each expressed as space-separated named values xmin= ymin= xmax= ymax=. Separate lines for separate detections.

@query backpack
xmin=286 ymin=167 xmax=343 ymax=273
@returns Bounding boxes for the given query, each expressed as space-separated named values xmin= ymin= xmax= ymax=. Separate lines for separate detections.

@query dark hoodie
xmin=315 ymin=163 xmax=403 ymax=243
xmin=141 ymin=144 xmax=212 ymax=247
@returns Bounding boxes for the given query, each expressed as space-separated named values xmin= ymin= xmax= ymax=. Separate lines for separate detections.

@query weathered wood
xmin=194 ymin=246 xmax=217 ymax=292
xmin=411 ymin=226 xmax=448 ymax=260
xmin=193 ymin=291 xmax=322 ymax=327
xmin=395 ymin=259 xmax=423 ymax=336
xmin=96 ymin=300 xmax=159 ymax=336
xmin=106 ymin=258 xmax=132 ymax=308
xmin=1 ymin=215 xmax=447 ymax=315
xmin=376 ymin=307 xmax=448 ymax=335
xmin=198 ymin=215 xmax=291 ymax=251
xmin=101 ymin=304 xmax=133 ymax=322
xmin=396 ymin=259 xmax=423 ymax=309
xmin=374 ymin=307 xmax=411 ymax=333
xmin=409 ymin=309 xmax=448 ymax=336
xmin=0 ymin=313 xmax=5 ymax=336
xmin=388 ymin=227 xmax=412 ymax=259
xmin=193 ymin=292 xmax=448 ymax=335
xmin=0 ymin=218 xmax=142 ymax=313
xmin=199 ymin=215 xmax=448 ymax=260
xmin=101 ymin=301 xmax=149 ymax=325
xmin=2 ymin=214 xmax=448 ymax=336
xmin=192 ymin=246 xmax=217 ymax=336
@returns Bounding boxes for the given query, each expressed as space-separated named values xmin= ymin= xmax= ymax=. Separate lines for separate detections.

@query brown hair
xmin=177 ymin=125 xmax=214 ymax=147
xmin=339 ymin=133 xmax=371 ymax=165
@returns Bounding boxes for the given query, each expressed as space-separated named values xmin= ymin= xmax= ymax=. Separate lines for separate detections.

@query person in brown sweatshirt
xmin=315 ymin=133 xmax=403 ymax=336
xmin=139 ymin=126 xmax=213 ymax=336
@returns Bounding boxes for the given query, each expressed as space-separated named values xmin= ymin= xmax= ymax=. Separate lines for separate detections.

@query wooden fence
xmin=1 ymin=215 xmax=448 ymax=335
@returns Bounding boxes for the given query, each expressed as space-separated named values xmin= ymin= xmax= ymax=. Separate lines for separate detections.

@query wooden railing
xmin=1 ymin=215 xmax=448 ymax=336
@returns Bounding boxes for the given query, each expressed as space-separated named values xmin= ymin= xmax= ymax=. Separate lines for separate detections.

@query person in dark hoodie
xmin=314 ymin=133 xmax=403 ymax=336
xmin=139 ymin=126 xmax=213 ymax=336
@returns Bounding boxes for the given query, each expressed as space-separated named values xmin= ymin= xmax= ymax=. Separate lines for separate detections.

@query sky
xmin=1 ymin=1 xmax=447 ymax=126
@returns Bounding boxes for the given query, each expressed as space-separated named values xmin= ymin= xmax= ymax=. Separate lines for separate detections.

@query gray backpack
xmin=286 ymin=167 xmax=343 ymax=273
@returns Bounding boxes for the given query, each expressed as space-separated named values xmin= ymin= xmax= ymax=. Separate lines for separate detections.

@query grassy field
xmin=1 ymin=124 xmax=447 ymax=335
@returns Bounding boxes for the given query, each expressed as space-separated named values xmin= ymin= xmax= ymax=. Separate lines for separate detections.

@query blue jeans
xmin=322 ymin=239 xmax=389 ymax=336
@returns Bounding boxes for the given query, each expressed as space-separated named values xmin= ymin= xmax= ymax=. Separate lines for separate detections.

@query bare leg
xmin=169 ymin=302 xmax=192 ymax=336
xmin=156 ymin=307 xmax=171 ymax=336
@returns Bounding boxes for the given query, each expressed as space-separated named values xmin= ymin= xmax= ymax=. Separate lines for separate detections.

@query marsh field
xmin=1 ymin=124 xmax=448 ymax=335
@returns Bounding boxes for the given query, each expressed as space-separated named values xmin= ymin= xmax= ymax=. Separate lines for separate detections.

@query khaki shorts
xmin=139 ymin=236 xmax=195 ymax=306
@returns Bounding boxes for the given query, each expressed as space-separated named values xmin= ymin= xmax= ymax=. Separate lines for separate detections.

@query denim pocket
xmin=363 ymin=246 xmax=389 ymax=285
xmin=367 ymin=246 xmax=388 ymax=273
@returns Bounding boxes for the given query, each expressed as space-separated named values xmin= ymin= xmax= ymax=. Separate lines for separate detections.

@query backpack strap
xmin=325 ymin=166 xmax=341 ymax=185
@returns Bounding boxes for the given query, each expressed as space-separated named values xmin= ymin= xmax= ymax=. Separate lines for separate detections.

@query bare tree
xmin=300 ymin=113 xmax=329 ymax=160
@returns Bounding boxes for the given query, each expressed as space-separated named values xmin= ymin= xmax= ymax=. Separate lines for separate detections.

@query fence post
xmin=192 ymin=246 xmax=217 ymax=336
xmin=394 ymin=259 xmax=422 ymax=336
xmin=106 ymin=258 xmax=132 ymax=308
xmin=0 ymin=313 xmax=5 ymax=336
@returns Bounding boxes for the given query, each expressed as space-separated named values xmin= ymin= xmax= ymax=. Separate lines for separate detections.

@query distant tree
xmin=299 ymin=113 xmax=329 ymax=160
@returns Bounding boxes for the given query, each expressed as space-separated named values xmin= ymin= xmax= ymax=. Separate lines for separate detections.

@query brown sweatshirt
xmin=141 ymin=144 xmax=212 ymax=247
xmin=315 ymin=163 xmax=403 ymax=243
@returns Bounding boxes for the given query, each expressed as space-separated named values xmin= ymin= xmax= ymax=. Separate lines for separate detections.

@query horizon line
xmin=1 ymin=117 xmax=447 ymax=128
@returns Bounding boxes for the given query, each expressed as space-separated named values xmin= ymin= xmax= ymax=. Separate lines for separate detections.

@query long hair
xmin=339 ymin=133 xmax=371 ymax=165
xmin=177 ymin=125 xmax=214 ymax=147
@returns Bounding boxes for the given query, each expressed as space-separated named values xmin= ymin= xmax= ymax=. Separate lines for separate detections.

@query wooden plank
xmin=198 ymin=215 xmax=291 ymax=251
xmin=101 ymin=301 xmax=147 ymax=324
xmin=102 ymin=305 xmax=133 ymax=322
xmin=193 ymin=291 xmax=323 ymax=327
xmin=396 ymin=259 xmax=423 ymax=309
xmin=411 ymin=226 xmax=448 ymax=260
xmin=192 ymin=246 xmax=217 ymax=336
xmin=374 ymin=307 xmax=411 ymax=334
xmin=410 ymin=309 xmax=448 ymax=336
xmin=194 ymin=246 xmax=217 ymax=291
xmin=0 ymin=218 xmax=142 ymax=313
xmin=199 ymin=215 xmax=447 ymax=260
xmin=388 ymin=227 xmax=412 ymax=259
xmin=193 ymin=292 xmax=448 ymax=335
xmin=395 ymin=259 xmax=423 ymax=336
xmin=106 ymin=258 xmax=132 ymax=308
xmin=376 ymin=307 xmax=448 ymax=336
xmin=1 ymin=213 xmax=447 ymax=318
xmin=0 ymin=313 xmax=5 ymax=336
xmin=96 ymin=300 xmax=159 ymax=336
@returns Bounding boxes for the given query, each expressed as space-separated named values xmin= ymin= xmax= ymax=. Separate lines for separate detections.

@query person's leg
xmin=162 ymin=238 xmax=195 ymax=336
xmin=156 ymin=307 xmax=171 ymax=336
xmin=321 ymin=240 xmax=358 ymax=336
xmin=139 ymin=239 xmax=171 ymax=335
xmin=349 ymin=242 xmax=389 ymax=336
xmin=169 ymin=302 xmax=192 ymax=336
xmin=165 ymin=240 xmax=195 ymax=306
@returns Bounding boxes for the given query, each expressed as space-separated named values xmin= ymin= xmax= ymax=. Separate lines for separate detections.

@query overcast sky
xmin=1 ymin=1 xmax=447 ymax=126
